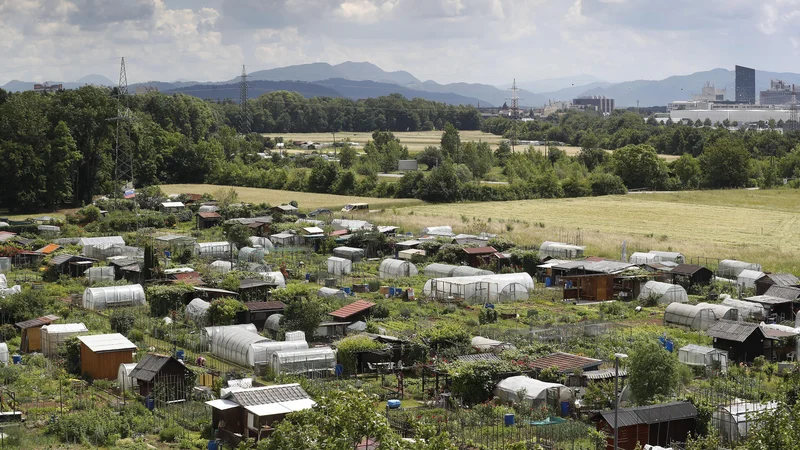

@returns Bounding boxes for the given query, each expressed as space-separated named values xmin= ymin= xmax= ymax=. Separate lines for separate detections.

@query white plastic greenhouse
xmin=327 ymin=257 xmax=352 ymax=275
xmin=421 ymin=226 xmax=453 ymax=236
xmin=85 ymin=266 xmax=114 ymax=283
xmin=629 ymin=252 xmax=661 ymax=265
xmin=259 ymin=272 xmax=286 ymax=288
xmin=714 ymin=401 xmax=778 ymax=443
xmin=0 ymin=274 xmax=6 ymax=289
xmin=252 ymin=340 xmax=309 ymax=366
xmin=494 ymin=376 xmax=571 ymax=407
xmin=0 ymin=343 xmax=7 ymax=366
xmin=238 ymin=247 xmax=266 ymax=263
xmin=451 ymin=266 xmax=494 ymax=277
xmin=678 ymin=345 xmax=728 ymax=372
xmin=664 ymin=303 xmax=718 ymax=331
xmin=696 ymin=302 xmax=739 ymax=321
xmin=82 ymin=284 xmax=145 ymax=310
xmin=285 ymin=331 xmax=306 ymax=341
xmin=195 ymin=242 xmax=232 ymax=258
xmin=265 ymin=314 xmax=284 ymax=332
xmin=722 ymin=298 xmax=766 ymax=321
xmin=424 ymin=263 xmax=459 ymax=278
xmin=41 ymin=323 xmax=89 ymax=357
xmin=539 ymin=241 xmax=585 ymax=259
xmin=210 ymin=328 xmax=271 ymax=367
xmin=248 ymin=236 xmax=274 ymax=251
xmin=333 ymin=247 xmax=365 ymax=262
xmin=83 ymin=244 xmax=143 ymax=261
xmin=117 ymin=363 xmax=138 ymax=390
xmin=271 ymin=347 xmax=336 ymax=374
xmin=318 ymin=287 xmax=348 ymax=299
xmin=718 ymin=260 xmax=762 ymax=279
xmin=648 ymin=251 xmax=685 ymax=264
xmin=471 ymin=336 xmax=515 ymax=353
xmin=423 ymin=273 xmax=534 ymax=303
xmin=0 ymin=285 xmax=21 ymax=298
xmin=186 ymin=298 xmax=210 ymax=323
xmin=378 ymin=259 xmax=419 ymax=279
xmin=210 ymin=260 xmax=233 ymax=274
xmin=202 ymin=324 xmax=258 ymax=349
xmin=198 ymin=205 xmax=218 ymax=213
xmin=737 ymin=269 xmax=765 ymax=289
xmin=638 ymin=281 xmax=688 ymax=304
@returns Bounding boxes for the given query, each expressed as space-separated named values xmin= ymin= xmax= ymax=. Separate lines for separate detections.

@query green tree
xmin=416 ymin=146 xmax=445 ymax=170
xmin=332 ymin=170 xmax=356 ymax=195
xmin=610 ymin=144 xmax=668 ymax=189
xmin=47 ymin=121 xmax=81 ymax=207
xmin=494 ymin=141 xmax=513 ymax=166
xmin=109 ymin=309 xmax=136 ymax=336
xmin=703 ymin=118 xmax=712 ymax=127
xmin=577 ymin=148 xmax=607 ymax=171
xmin=441 ymin=122 xmax=461 ymax=161
xmin=225 ymin=223 xmax=253 ymax=250
xmin=700 ymin=137 xmax=750 ymax=188
xmin=394 ymin=170 xmax=426 ymax=198
xmin=628 ymin=340 xmax=679 ymax=405
xmin=207 ymin=297 xmax=246 ymax=325
xmin=307 ymin=159 xmax=340 ymax=193
xmin=419 ymin=162 xmax=461 ymax=202
xmin=671 ymin=154 xmax=702 ymax=189
xmin=462 ymin=141 xmax=494 ymax=179
xmin=283 ymin=297 xmax=327 ymax=339
xmin=338 ymin=144 xmax=357 ymax=169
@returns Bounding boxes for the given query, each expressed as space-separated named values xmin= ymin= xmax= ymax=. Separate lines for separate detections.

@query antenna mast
xmin=109 ymin=57 xmax=135 ymax=205
xmin=240 ymin=65 xmax=251 ymax=134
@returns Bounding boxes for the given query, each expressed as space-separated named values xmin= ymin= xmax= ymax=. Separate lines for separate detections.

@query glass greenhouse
xmin=186 ymin=298 xmax=210 ymax=324
xmin=718 ymin=260 xmax=762 ymax=279
xmin=539 ymin=241 xmax=585 ymax=259
xmin=270 ymin=347 xmax=336 ymax=375
xmin=317 ymin=287 xmax=348 ymax=299
xmin=195 ymin=242 xmax=232 ymax=259
xmin=259 ymin=272 xmax=286 ymax=288
xmin=238 ymin=247 xmax=266 ymax=263
xmin=327 ymin=257 xmax=352 ymax=276
xmin=494 ymin=376 xmax=571 ymax=408
xmin=722 ymin=298 xmax=766 ymax=321
xmin=41 ymin=323 xmax=89 ymax=357
xmin=333 ymin=247 xmax=365 ymax=262
xmin=678 ymin=344 xmax=728 ymax=371
xmin=664 ymin=303 xmax=718 ymax=331
xmin=210 ymin=327 xmax=271 ymax=367
xmin=82 ymin=284 xmax=146 ymax=310
xmin=423 ymin=273 xmax=534 ymax=303
xmin=85 ymin=266 xmax=114 ymax=283
xmin=378 ymin=259 xmax=419 ymax=279
xmin=248 ymin=236 xmax=274 ymax=251
xmin=202 ymin=324 xmax=258 ymax=349
xmin=638 ymin=281 xmax=688 ymax=304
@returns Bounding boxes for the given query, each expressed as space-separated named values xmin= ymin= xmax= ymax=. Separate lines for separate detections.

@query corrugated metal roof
xmin=463 ymin=246 xmax=498 ymax=255
xmin=15 ymin=315 xmax=57 ymax=329
xmin=130 ymin=353 xmax=190 ymax=382
xmin=197 ymin=212 xmax=221 ymax=219
xmin=582 ymin=369 xmax=627 ymax=380
xmin=329 ymin=300 xmax=376 ymax=319
xmin=78 ymin=333 xmax=136 ymax=353
xmin=599 ymin=402 xmax=697 ymax=428
xmin=764 ymin=285 xmax=800 ymax=301
xmin=49 ymin=254 xmax=76 ymax=265
xmin=706 ymin=320 xmax=760 ymax=342
xmin=744 ymin=295 xmax=794 ymax=305
xmin=161 ymin=202 xmax=185 ymax=208
xmin=671 ymin=264 xmax=710 ymax=276
xmin=226 ymin=383 xmax=310 ymax=407
xmin=456 ymin=353 xmax=501 ymax=363
xmin=37 ymin=244 xmax=62 ymax=255
xmin=245 ymin=301 xmax=286 ymax=312
xmin=759 ymin=273 xmax=800 ymax=286
xmin=530 ymin=352 xmax=602 ymax=373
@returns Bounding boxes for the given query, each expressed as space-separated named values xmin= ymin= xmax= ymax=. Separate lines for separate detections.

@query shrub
xmin=159 ymin=426 xmax=182 ymax=442
xmin=0 ymin=324 xmax=16 ymax=341
xmin=336 ymin=335 xmax=386 ymax=375
xmin=110 ymin=309 xmax=136 ymax=336
xmin=146 ymin=284 xmax=195 ymax=318
xmin=207 ymin=297 xmax=247 ymax=326
xmin=372 ymin=304 xmax=390 ymax=319
xmin=478 ymin=308 xmax=498 ymax=325
xmin=176 ymin=209 xmax=193 ymax=223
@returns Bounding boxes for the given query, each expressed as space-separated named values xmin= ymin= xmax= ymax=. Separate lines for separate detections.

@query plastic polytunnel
xmin=248 ymin=236 xmax=274 ymax=251
xmin=648 ymin=251 xmax=685 ymax=264
xmin=629 ymin=252 xmax=661 ymax=265
xmin=265 ymin=314 xmax=284 ymax=332
xmin=327 ymin=257 xmax=352 ymax=276
xmin=317 ymin=287 xmax=348 ymax=299
xmin=252 ymin=340 xmax=309 ymax=366
xmin=82 ymin=284 xmax=145 ymax=310
xmin=186 ymin=298 xmax=211 ymax=324
xmin=41 ymin=323 xmax=89 ymax=357
xmin=285 ymin=331 xmax=305 ymax=341
xmin=421 ymin=226 xmax=453 ymax=236
xmin=202 ymin=324 xmax=258 ymax=349
xmin=423 ymin=273 xmax=534 ymax=303
xmin=238 ymin=247 xmax=266 ymax=263
xmin=210 ymin=260 xmax=233 ymax=274
xmin=696 ymin=302 xmax=739 ymax=321
xmin=333 ymin=247 xmax=365 ymax=262
xmin=539 ymin=241 xmax=585 ymax=259
xmin=494 ymin=376 xmax=572 ymax=407
xmin=378 ymin=259 xmax=419 ymax=279
xmin=722 ymin=298 xmax=766 ymax=322
xmin=451 ymin=266 xmax=494 ymax=277
xmin=471 ymin=336 xmax=515 ymax=352
xmin=117 ymin=363 xmax=138 ymax=390
xmin=718 ymin=260 xmax=762 ymax=279
xmin=271 ymin=347 xmax=336 ymax=374
xmin=737 ymin=269 xmax=765 ymax=289
xmin=210 ymin=328 xmax=271 ymax=367
xmin=638 ymin=281 xmax=688 ymax=305
xmin=85 ymin=266 xmax=115 ymax=283
xmin=424 ymin=263 xmax=459 ymax=278
xmin=0 ymin=343 xmax=7 ymax=366
xmin=259 ymin=272 xmax=286 ymax=288
xmin=195 ymin=242 xmax=232 ymax=259
xmin=664 ymin=303 xmax=719 ymax=331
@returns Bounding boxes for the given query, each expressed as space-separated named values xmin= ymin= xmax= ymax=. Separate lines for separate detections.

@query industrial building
xmin=735 ymin=65 xmax=756 ymax=104
xmin=760 ymin=79 xmax=795 ymax=106
xmin=572 ymin=96 xmax=614 ymax=114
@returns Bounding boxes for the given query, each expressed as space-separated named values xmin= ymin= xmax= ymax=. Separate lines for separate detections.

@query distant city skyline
xmin=1 ymin=1 xmax=799 ymax=86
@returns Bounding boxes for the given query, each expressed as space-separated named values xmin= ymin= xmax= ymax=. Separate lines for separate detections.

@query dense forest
xmin=2 ymin=85 xmax=800 ymax=212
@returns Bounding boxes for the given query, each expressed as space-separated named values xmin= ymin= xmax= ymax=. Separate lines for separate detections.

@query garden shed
xmin=333 ymin=247 xmax=365 ymax=262
xmin=678 ymin=344 xmax=729 ymax=373
xmin=259 ymin=271 xmax=286 ymax=288
xmin=718 ymin=260 xmax=762 ymax=279
xmin=82 ymin=284 xmax=146 ymax=310
xmin=494 ymin=376 xmax=572 ymax=408
xmin=270 ymin=347 xmax=336 ymax=375
xmin=638 ymin=281 xmax=688 ymax=304
xmin=117 ymin=363 xmax=138 ymax=391
xmin=378 ymin=259 xmax=418 ymax=279
xmin=248 ymin=237 xmax=274 ymax=251
xmin=129 ymin=353 xmax=193 ymax=398
xmin=695 ymin=302 xmax=738 ymax=321
xmin=594 ymin=402 xmax=697 ymax=450
xmin=16 ymin=315 xmax=58 ymax=352
xmin=202 ymin=324 xmax=258 ymax=349
xmin=737 ymin=269 xmax=765 ymax=289
xmin=743 ymin=294 xmax=794 ymax=321
xmin=423 ymin=273 xmax=534 ymax=303
xmin=722 ymin=298 xmax=766 ymax=321
xmin=252 ymin=341 xmax=309 ymax=368
xmin=755 ymin=273 xmax=800 ymax=295
xmin=186 ymin=298 xmax=210 ymax=324
xmin=78 ymin=333 xmax=137 ymax=380
xmin=327 ymin=257 xmax=352 ymax=275
xmin=317 ymin=287 xmax=348 ymax=299
xmin=195 ymin=242 xmax=232 ymax=259
xmin=85 ymin=266 xmax=115 ymax=283
xmin=210 ymin=260 xmax=233 ymax=274
xmin=707 ymin=320 xmax=766 ymax=363
xmin=242 ymin=301 xmax=286 ymax=330
xmin=714 ymin=401 xmax=778 ymax=443
xmin=41 ymin=323 xmax=88 ymax=357
xmin=196 ymin=212 xmax=222 ymax=229
xmin=238 ymin=247 xmax=266 ymax=263
xmin=270 ymin=232 xmax=298 ymax=247
xmin=329 ymin=300 xmax=376 ymax=322
xmin=539 ymin=241 xmax=585 ymax=259
xmin=664 ymin=303 xmax=719 ymax=331
xmin=210 ymin=328 xmax=271 ymax=367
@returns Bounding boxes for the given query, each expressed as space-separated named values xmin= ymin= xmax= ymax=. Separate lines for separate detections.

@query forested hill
xmin=163 ymin=80 xmax=343 ymax=102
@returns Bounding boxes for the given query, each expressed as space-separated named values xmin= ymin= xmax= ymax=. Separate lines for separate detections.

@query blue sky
xmin=0 ymin=0 xmax=797 ymax=86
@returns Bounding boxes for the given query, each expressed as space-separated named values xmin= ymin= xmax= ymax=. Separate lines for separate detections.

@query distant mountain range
xmin=6 ymin=62 xmax=800 ymax=109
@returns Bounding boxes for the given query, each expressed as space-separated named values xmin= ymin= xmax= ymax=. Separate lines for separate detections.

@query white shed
xmin=195 ymin=242 xmax=232 ymax=259
xmin=714 ymin=402 xmax=778 ymax=443
xmin=82 ymin=285 xmax=145 ymax=310
xmin=423 ymin=273 xmax=534 ymax=303
xmin=638 ymin=281 xmax=688 ymax=304
xmin=737 ymin=269 xmax=765 ymax=289
xmin=494 ymin=376 xmax=571 ymax=407
xmin=378 ymin=259 xmax=419 ymax=279
xmin=327 ymin=257 xmax=352 ymax=276
xmin=117 ymin=363 xmax=138 ymax=391
xmin=210 ymin=328 xmax=271 ymax=367
xmin=270 ymin=232 xmax=298 ymax=247
xmin=718 ymin=260 xmax=762 ymax=279
xmin=271 ymin=347 xmax=336 ymax=374
xmin=186 ymin=298 xmax=210 ymax=324
xmin=41 ymin=323 xmax=89 ymax=357
xmin=85 ymin=266 xmax=115 ymax=283
xmin=664 ymin=303 xmax=718 ymax=331
xmin=678 ymin=345 xmax=728 ymax=372
xmin=317 ymin=287 xmax=348 ymax=299
xmin=333 ymin=247 xmax=365 ymax=262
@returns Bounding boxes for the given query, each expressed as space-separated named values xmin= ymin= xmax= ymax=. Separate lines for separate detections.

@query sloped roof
xmin=764 ymin=285 xmax=800 ymax=301
xmin=36 ymin=244 xmax=61 ymax=255
xmin=239 ymin=279 xmax=272 ymax=289
xmin=744 ymin=295 xmax=794 ymax=305
xmin=706 ymin=320 xmax=761 ymax=342
xmin=329 ymin=300 xmax=376 ymax=319
xmin=15 ymin=315 xmax=57 ymax=329
xmin=671 ymin=264 xmax=712 ymax=276
xmin=456 ymin=353 xmax=501 ymax=363
xmin=582 ymin=369 xmax=628 ymax=380
xmin=758 ymin=273 xmax=800 ymax=286
xmin=78 ymin=333 xmax=136 ymax=353
xmin=530 ymin=352 xmax=602 ymax=373
xmin=197 ymin=212 xmax=221 ymax=219
xmin=599 ymin=402 xmax=697 ymax=428
xmin=245 ymin=301 xmax=286 ymax=312
xmin=129 ymin=354 xmax=190 ymax=382
xmin=463 ymin=246 xmax=498 ymax=255
xmin=226 ymin=383 xmax=310 ymax=407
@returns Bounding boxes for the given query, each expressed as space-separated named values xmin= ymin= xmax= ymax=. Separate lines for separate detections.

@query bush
xmin=146 ymin=284 xmax=195 ymax=318
xmin=207 ymin=297 xmax=247 ymax=326
xmin=109 ymin=309 xmax=136 ymax=336
xmin=159 ymin=426 xmax=182 ymax=442
xmin=0 ymin=324 xmax=16 ymax=341
xmin=176 ymin=209 xmax=193 ymax=223
xmin=372 ymin=304 xmax=390 ymax=319
xmin=478 ymin=308 xmax=498 ymax=325
xmin=336 ymin=335 xmax=386 ymax=375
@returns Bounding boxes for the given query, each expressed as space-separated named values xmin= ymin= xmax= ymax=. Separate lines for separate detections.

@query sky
xmin=1 ymin=0 xmax=799 ymax=87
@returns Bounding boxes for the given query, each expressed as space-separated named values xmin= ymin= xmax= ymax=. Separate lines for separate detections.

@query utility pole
xmin=239 ymin=65 xmax=251 ymax=135
xmin=108 ymin=57 xmax=135 ymax=209
xmin=789 ymin=84 xmax=798 ymax=132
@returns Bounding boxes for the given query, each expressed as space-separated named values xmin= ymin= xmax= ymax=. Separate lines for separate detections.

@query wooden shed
xmin=562 ymin=274 xmax=616 ymax=301
xmin=755 ymin=273 xmax=800 ymax=296
xmin=78 ymin=333 xmax=137 ymax=380
xmin=197 ymin=211 xmax=222 ymax=230
xmin=670 ymin=264 xmax=714 ymax=288
xmin=241 ymin=301 xmax=286 ymax=330
xmin=15 ymin=315 xmax=59 ymax=353
xmin=593 ymin=401 xmax=697 ymax=450
xmin=707 ymin=320 xmax=766 ymax=363
xmin=129 ymin=353 xmax=193 ymax=398
xmin=463 ymin=246 xmax=498 ymax=268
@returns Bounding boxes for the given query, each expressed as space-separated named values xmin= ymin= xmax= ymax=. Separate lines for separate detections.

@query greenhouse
xmin=423 ymin=273 xmax=534 ymax=303
xmin=238 ymin=246 xmax=266 ymax=263
xmin=471 ymin=336 xmax=515 ymax=353
xmin=421 ymin=226 xmax=453 ymax=236
xmin=327 ymin=257 xmax=352 ymax=276
xmin=424 ymin=263 xmax=459 ymax=278
xmin=210 ymin=327 xmax=272 ymax=367
xmin=285 ymin=331 xmax=305 ymax=341
xmin=494 ymin=376 xmax=571 ymax=408
xmin=696 ymin=302 xmax=739 ymax=321
xmin=722 ymin=298 xmax=766 ymax=321
xmin=41 ymin=323 xmax=89 ymax=357
xmin=83 ymin=244 xmax=143 ymax=261
xmin=117 ymin=363 xmax=138 ymax=391
xmin=539 ymin=241 xmax=585 ymax=259
xmin=195 ymin=242 xmax=232 ymax=259
xmin=0 ymin=274 xmax=5 ymax=288
xmin=648 ymin=251 xmax=685 ymax=264
xmin=664 ymin=303 xmax=719 ymax=331
xmin=82 ymin=284 xmax=146 ymax=310
xmin=451 ymin=266 xmax=494 ymax=277
xmin=678 ymin=344 xmax=728 ymax=372
xmin=718 ymin=260 xmax=762 ymax=279
xmin=0 ymin=343 xmax=7 ymax=366
xmin=186 ymin=298 xmax=210 ymax=324
xmin=265 ymin=314 xmax=284 ymax=333
xmin=271 ymin=347 xmax=336 ymax=375
xmin=318 ymin=287 xmax=348 ymax=299
xmin=378 ymin=259 xmax=419 ymax=279
xmin=198 ymin=205 xmax=218 ymax=213
xmin=202 ymin=324 xmax=258 ymax=349
xmin=259 ymin=272 xmax=286 ymax=288
xmin=629 ymin=252 xmax=661 ymax=265
xmin=85 ymin=266 xmax=114 ymax=283
xmin=638 ymin=281 xmax=688 ymax=304
xmin=252 ymin=340 xmax=309 ymax=366
xmin=210 ymin=260 xmax=233 ymax=274
xmin=270 ymin=232 xmax=298 ymax=247
xmin=737 ymin=269 xmax=765 ymax=289
xmin=714 ymin=401 xmax=778 ymax=443
xmin=248 ymin=236 xmax=274 ymax=251
xmin=333 ymin=247 xmax=365 ymax=262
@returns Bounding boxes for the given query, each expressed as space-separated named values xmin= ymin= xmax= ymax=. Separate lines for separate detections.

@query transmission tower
xmin=790 ymin=84 xmax=799 ymax=132
xmin=507 ymin=79 xmax=523 ymax=152
xmin=109 ymin=57 xmax=135 ymax=203
xmin=239 ymin=65 xmax=251 ymax=134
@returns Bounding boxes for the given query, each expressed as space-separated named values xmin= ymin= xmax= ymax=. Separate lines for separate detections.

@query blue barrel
xmin=145 ymin=397 xmax=155 ymax=410
xmin=485 ymin=303 xmax=494 ymax=309
xmin=560 ymin=401 xmax=570 ymax=417
xmin=335 ymin=364 xmax=344 ymax=377
xmin=343 ymin=287 xmax=352 ymax=295
xmin=11 ymin=355 xmax=20 ymax=365
xmin=658 ymin=336 xmax=666 ymax=347
xmin=176 ymin=349 xmax=185 ymax=360
xmin=389 ymin=287 xmax=396 ymax=296
xmin=305 ymin=273 xmax=311 ymax=281
xmin=665 ymin=339 xmax=674 ymax=352
xmin=208 ymin=440 xmax=218 ymax=450
xmin=545 ymin=277 xmax=552 ymax=287
xmin=504 ymin=414 xmax=515 ymax=426
xmin=387 ymin=399 xmax=401 ymax=409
